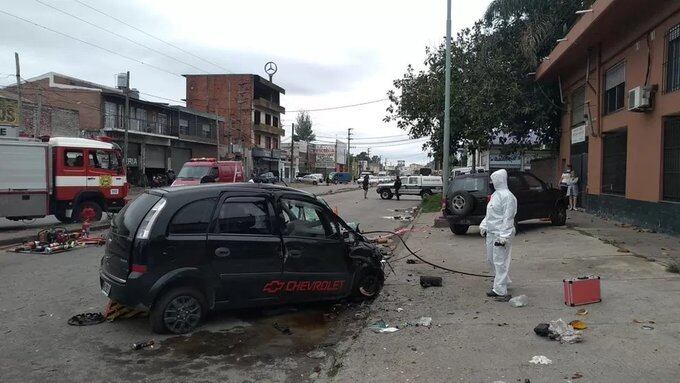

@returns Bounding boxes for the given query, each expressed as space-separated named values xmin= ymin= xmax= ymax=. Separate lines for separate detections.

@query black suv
xmin=100 ymin=183 xmax=384 ymax=334
xmin=444 ymin=171 xmax=567 ymax=235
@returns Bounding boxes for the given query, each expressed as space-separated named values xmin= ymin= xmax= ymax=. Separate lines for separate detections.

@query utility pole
xmin=289 ymin=123 xmax=295 ymax=182
xmin=215 ymin=114 xmax=220 ymax=159
xmin=36 ymin=88 xmax=42 ymax=137
xmin=347 ymin=128 xmax=353 ymax=173
xmin=14 ymin=52 xmax=22 ymax=134
xmin=442 ymin=0 xmax=452 ymax=199
xmin=124 ymin=71 xmax=130 ymax=173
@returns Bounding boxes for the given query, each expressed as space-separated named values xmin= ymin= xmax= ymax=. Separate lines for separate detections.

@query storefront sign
xmin=0 ymin=98 xmax=19 ymax=126
xmin=314 ymin=144 xmax=336 ymax=169
xmin=571 ymin=124 xmax=586 ymax=144
xmin=0 ymin=125 xmax=18 ymax=138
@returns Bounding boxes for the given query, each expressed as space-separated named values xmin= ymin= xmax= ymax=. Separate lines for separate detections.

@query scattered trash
xmin=549 ymin=318 xmax=583 ymax=344
xmin=406 ymin=259 xmax=417 ymax=264
xmin=306 ymin=350 xmax=327 ymax=359
xmin=575 ymin=308 xmax=588 ymax=316
xmin=420 ymin=276 xmax=442 ymax=288
xmin=534 ymin=323 xmax=550 ymax=337
xmin=11 ymin=226 xmax=106 ymax=254
xmin=132 ymin=339 xmax=155 ymax=350
xmin=354 ymin=312 xmax=367 ymax=320
xmin=104 ymin=300 xmax=147 ymax=321
xmin=368 ymin=320 xmax=399 ymax=333
xmin=569 ymin=320 xmax=588 ymax=330
xmin=509 ymin=294 xmax=528 ymax=307
xmin=571 ymin=372 xmax=584 ymax=380
xmin=529 ymin=355 xmax=552 ymax=365
xmin=396 ymin=307 xmax=404 ymax=312
xmin=617 ymin=248 xmax=630 ymax=253
xmin=641 ymin=325 xmax=654 ymax=330
xmin=67 ymin=312 xmax=105 ymax=326
xmin=415 ymin=317 xmax=432 ymax=327
xmin=273 ymin=322 xmax=293 ymax=335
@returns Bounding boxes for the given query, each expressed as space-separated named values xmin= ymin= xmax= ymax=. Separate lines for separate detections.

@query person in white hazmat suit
xmin=479 ymin=169 xmax=517 ymax=298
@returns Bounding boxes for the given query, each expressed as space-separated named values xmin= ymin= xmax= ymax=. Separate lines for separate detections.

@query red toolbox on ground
xmin=563 ymin=276 xmax=601 ymax=306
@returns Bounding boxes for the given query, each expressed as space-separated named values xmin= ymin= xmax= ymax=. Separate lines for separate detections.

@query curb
xmin=0 ymin=221 xmax=111 ymax=247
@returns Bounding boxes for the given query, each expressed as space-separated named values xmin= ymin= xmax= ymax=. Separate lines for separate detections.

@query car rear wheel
xmin=449 ymin=223 xmax=469 ymax=235
xmin=352 ymin=268 xmax=384 ymax=300
xmin=380 ymin=190 xmax=393 ymax=200
xmin=420 ymin=189 xmax=433 ymax=198
xmin=151 ymin=287 xmax=207 ymax=334
xmin=551 ymin=205 xmax=567 ymax=226
xmin=449 ymin=191 xmax=475 ymax=216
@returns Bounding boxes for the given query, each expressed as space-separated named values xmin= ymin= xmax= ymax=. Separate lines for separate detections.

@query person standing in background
xmin=394 ymin=176 xmax=402 ymax=201
xmin=559 ymin=165 xmax=572 ymax=194
xmin=567 ymin=170 xmax=579 ymax=211
xmin=362 ymin=174 xmax=370 ymax=199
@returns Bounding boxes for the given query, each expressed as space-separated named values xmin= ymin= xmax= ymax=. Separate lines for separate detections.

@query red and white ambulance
xmin=0 ymin=136 xmax=128 ymax=223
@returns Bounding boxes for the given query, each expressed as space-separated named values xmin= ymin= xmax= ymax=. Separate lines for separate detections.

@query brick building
xmin=0 ymin=89 xmax=80 ymax=138
xmin=14 ymin=72 xmax=222 ymax=185
xmin=184 ymin=74 xmax=286 ymax=177
xmin=536 ymin=0 xmax=680 ymax=233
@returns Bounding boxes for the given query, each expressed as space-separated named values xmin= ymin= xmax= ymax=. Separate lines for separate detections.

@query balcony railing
xmin=104 ymin=113 xmax=215 ymax=141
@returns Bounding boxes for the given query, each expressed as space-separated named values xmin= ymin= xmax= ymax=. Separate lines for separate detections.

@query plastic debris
xmin=529 ymin=355 xmax=552 ymax=365
xmin=132 ymin=339 xmax=155 ymax=350
xmin=534 ymin=323 xmax=550 ymax=337
xmin=641 ymin=325 xmax=654 ymax=330
xmin=575 ymin=308 xmax=588 ymax=316
xmin=396 ymin=308 xmax=404 ymax=312
xmin=509 ymin=294 xmax=528 ymax=307
xmin=549 ymin=318 xmax=583 ymax=344
xmin=415 ymin=317 xmax=432 ymax=327
xmin=569 ymin=320 xmax=588 ymax=330
xmin=420 ymin=276 xmax=443 ymax=288
xmin=273 ymin=322 xmax=292 ymax=335
xmin=67 ymin=312 xmax=105 ymax=326
xmin=306 ymin=350 xmax=327 ymax=359
xmin=368 ymin=320 xmax=399 ymax=333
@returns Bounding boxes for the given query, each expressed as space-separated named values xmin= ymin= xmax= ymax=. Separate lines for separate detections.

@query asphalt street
xmin=0 ymin=187 xmax=421 ymax=383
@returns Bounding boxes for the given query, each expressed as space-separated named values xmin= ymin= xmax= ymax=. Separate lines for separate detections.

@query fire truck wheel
xmin=74 ymin=201 xmax=103 ymax=222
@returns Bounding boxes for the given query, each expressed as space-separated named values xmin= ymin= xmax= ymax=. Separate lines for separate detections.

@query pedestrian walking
xmin=394 ymin=176 xmax=402 ymax=201
xmin=567 ymin=170 xmax=579 ymax=210
xmin=479 ymin=169 xmax=517 ymax=299
xmin=362 ymin=174 xmax=370 ymax=199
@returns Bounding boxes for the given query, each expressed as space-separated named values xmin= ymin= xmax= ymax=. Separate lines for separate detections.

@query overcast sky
xmin=0 ymin=0 xmax=491 ymax=165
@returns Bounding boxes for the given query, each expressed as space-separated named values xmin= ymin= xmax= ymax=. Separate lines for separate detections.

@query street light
xmin=442 ymin=0 xmax=452 ymax=201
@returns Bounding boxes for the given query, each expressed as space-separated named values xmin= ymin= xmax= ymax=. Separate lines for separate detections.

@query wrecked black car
xmin=100 ymin=183 xmax=384 ymax=334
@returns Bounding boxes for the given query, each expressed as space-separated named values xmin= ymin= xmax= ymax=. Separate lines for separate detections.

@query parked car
xmin=444 ymin=171 xmax=567 ymax=235
xmin=331 ymin=172 xmax=353 ymax=184
xmin=254 ymin=172 xmax=278 ymax=184
xmin=299 ymin=174 xmax=323 ymax=185
xmin=172 ymin=158 xmax=244 ymax=187
xmin=376 ymin=175 xmax=443 ymax=199
xmin=100 ymin=183 xmax=385 ymax=334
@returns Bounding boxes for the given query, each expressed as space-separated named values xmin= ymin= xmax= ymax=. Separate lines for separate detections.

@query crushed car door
xmin=276 ymin=196 xmax=349 ymax=302
xmin=206 ymin=195 xmax=283 ymax=305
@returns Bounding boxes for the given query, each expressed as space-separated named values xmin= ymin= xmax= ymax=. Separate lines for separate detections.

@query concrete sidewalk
xmin=566 ymin=210 xmax=680 ymax=266
xmin=327 ymin=212 xmax=680 ymax=382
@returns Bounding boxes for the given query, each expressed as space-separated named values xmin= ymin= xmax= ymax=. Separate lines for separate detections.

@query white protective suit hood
xmin=490 ymin=169 xmax=508 ymax=190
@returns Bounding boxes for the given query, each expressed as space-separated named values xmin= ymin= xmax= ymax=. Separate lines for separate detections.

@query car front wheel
xmin=352 ymin=268 xmax=384 ymax=300
xmin=380 ymin=190 xmax=393 ymax=200
xmin=150 ymin=287 xmax=207 ymax=334
xmin=551 ymin=205 xmax=567 ymax=226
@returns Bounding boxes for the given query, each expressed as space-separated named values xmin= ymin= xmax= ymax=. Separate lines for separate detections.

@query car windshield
xmin=177 ymin=166 xmax=210 ymax=179
xmin=451 ymin=176 xmax=488 ymax=193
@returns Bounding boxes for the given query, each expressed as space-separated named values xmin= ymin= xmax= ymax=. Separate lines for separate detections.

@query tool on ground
xmin=104 ymin=300 xmax=147 ymax=321
xmin=10 ymin=225 xmax=106 ymax=254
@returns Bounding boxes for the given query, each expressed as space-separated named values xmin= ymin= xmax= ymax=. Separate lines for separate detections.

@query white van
xmin=375 ymin=175 xmax=443 ymax=199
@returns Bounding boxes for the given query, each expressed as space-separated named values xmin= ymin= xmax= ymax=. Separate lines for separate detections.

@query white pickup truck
xmin=376 ymin=175 xmax=443 ymax=199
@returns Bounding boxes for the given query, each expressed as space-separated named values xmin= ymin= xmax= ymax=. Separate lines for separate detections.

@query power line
xmin=74 ymin=0 xmax=231 ymax=73
xmin=288 ymin=98 xmax=388 ymax=113
xmin=33 ymin=0 xmax=213 ymax=74
xmin=0 ymin=8 xmax=182 ymax=78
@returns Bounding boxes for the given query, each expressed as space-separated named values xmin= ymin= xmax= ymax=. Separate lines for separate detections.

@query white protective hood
xmin=490 ymin=169 xmax=508 ymax=190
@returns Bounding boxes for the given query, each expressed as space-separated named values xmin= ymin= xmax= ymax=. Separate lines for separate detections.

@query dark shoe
xmin=486 ymin=290 xmax=500 ymax=297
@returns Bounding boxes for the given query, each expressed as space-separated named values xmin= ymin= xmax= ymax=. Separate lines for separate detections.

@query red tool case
xmin=563 ymin=276 xmax=601 ymax=306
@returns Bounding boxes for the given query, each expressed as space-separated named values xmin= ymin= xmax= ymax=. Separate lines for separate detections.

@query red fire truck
xmin=0 ymin=136 xmax=128 ymax=223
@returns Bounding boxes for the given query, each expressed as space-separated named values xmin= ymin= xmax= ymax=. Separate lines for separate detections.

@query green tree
xmin=294 ymin=111 xmax=315 ymax=142
xmin=355 ymin=151 xmax=370 ymax=162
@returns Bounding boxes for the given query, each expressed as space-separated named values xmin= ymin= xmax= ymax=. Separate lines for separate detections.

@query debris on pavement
xmin=575 ymin=308 xmax=588 ymax=316
xmin=534 ymin=323 xmax=550 ymax=337
xmin=529 ymin=355 xmax=552 ymax=365
xmin=406 ymin=259 xmax=418 ymax=264
xmin=104 ymin=300 xmax=147 ymax=321
xmin=10 ymin=226 xmax=106 ymax=254
xmin=569 ymin=320 xmax=588 ymax=330
xmin=414 ymin=316 xmax=432 ymax=327
xmin=132 ymin=339 xmax=155 ymax=350
xmin=571 ymin=372 xmax=584 ymax=379
xmin=509 ymin=294 xmax=528 ymax=307
xmin=641 ymin=325 xmax=655 ymax=330
xmin=306 ymin=350 xmax=327 ymax=359
xmin=273 ymin=322 xmax=293 ymax=335
xmin=419 ymin=276 xmax=442 ymax=288
xmin=368 ymin=320 xmax=399 ymax=333
xmin=67 ymin=312 xmax=105 ymax=326
xmin=549 ymin=319 xmax=583 ymax=344
xmin=396 ymin=307 xmax=404 ymax=312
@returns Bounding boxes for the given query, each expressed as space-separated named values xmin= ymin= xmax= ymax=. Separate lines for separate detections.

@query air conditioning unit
xmin=627 ymin=85 xmax=653 ymax=112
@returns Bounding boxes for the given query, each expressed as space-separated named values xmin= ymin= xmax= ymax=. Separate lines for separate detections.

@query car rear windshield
xmin=451 ymin=177 xmax=488 ymax=193
xmin=177 ymin=166 xmax=210 ymax=179
xmin=111 ymin=193 xmax=161 ymax=237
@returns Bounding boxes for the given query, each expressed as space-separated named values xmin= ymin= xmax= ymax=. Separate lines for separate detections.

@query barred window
xmin=601 ymin=131 xmax=627 ymax=195
xmin=664 ymin=118 xmax=680 ymax=201
xmin=604 ymin=63 xmax=625 ymax=114
xmin=666 ymin=25 xmax=680 ymax=93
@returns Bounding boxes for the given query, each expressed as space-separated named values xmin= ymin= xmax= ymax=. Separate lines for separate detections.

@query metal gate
xmin=571 ymin=153 xmax=588 ymax=206
xmin=145 ymin=145 xmax=166 ymax=169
